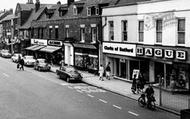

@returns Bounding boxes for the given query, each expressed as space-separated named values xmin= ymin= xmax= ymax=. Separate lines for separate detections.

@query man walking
xmin=99 ymin=64 xmax=104 ymax=81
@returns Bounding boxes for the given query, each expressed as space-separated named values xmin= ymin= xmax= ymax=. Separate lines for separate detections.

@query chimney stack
xmin=68 ymin=0 xmax=74 ymax=6
xmin=35 ymin=0 xmax=40 ymax=12
xmin=27 ymin=0 xmax=34 ymax=4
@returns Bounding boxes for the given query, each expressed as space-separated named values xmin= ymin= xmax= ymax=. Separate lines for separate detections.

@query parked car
xmin=56 ymin=66 xmax=82 ymax=82
xmin=23 ymin=55 xmax=36 ymax=66
xmin=1 ymin=50 xmax=12 ymax=58
xmin=11 ymin=53 xmax=22 ymax=63
xmin=34 ymin=58 xmax=51 ymax=71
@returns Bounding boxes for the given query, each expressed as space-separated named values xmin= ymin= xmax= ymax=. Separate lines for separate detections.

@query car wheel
xmin=66 ymin=77 xmax=70 ymax=83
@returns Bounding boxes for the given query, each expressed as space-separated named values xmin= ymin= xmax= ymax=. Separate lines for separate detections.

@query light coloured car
xmin=23 ymin=55 xmax=36 ymax=66
xmin=11 ymin=53 xmax=22 ymax=62
xmin=1 ymin=50 xmax=12 ymax=58
xmin=34 ymin=58 xmax=51 ymax=71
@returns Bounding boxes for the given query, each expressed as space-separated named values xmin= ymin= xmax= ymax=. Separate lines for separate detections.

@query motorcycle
xmin=138 ymin=93 xmax=156 ymax=110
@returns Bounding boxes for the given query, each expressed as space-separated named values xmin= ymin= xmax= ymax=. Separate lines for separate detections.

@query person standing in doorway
xmin=59 ymin=58 xmax=65 ymax=70
xmin=99 ymin=64 xmax=104 ymax=81
xmin=105 ymin=62 xmax=111 ymax=80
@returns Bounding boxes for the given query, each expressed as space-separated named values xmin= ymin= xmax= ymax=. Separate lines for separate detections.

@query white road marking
xmin=87 ymin=94 xmax=94 ymax=98
xmin=99 ymin=99 xmax=108 ymax=104
xmin=128 ymin=111 xmax=139 ymax=116
xmin=60 ymin=83 xmax=69 ymax=86
xmin=76 ymin=90 xmax=83 ymax=93
xmin=113 ymin=105 xmax=122 ymax=110
xmin=68 ymin=86 xmax=73 ymax=89
xmin=3 ymin=73 xmax=9 ymax=77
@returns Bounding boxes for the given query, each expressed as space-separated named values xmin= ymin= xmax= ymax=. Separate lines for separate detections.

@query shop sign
xmin=145 ymin=48 xmax=153 ymax=56
xmin=137 ymin=46 xmax=187 ymax=60
xmin=136 ymin=47 xmax=143 ymax=55
xmin=176 ymin=51 xmax=186 ymax=60
xmin=103 ymin=42 xmax=136 ymax=57
xmin=165 ymin=50 xmax=174 ymax=59
xmin=154 ymin=49 xmax=163 ymax=57
xmin=48 ymin=40 xmax=62 ymax=46
xmin=31 ymin=39 xmax=47 ymax=45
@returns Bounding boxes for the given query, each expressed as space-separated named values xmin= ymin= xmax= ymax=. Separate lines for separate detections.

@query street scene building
xmin=0 ymin=0 xmax=189 ymax=118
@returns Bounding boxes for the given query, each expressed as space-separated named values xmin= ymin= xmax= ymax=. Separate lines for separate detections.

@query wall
xmin=102 ymin=5 xmax=138 ymax=43
xmin=138 ymin=0 xmax=190 ymax=47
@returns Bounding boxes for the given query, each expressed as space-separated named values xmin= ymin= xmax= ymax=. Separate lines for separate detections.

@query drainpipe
xmin=100 ymin=16 xmax=107 ymax=67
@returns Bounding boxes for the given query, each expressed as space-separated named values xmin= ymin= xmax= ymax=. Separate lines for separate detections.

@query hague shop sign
xmin=137 ymin=47 xmax=186 ymax=60
xmin=103 ymin=42 xmax=136 ymax=57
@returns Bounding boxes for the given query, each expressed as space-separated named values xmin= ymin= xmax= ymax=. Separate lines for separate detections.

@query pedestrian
xmin=17 ymin=55 xmax=21 ymax=70
xmin=105 ymin=62 xmax=111 ymax=80
xmin=19 ymin=58 xmax=25 ymax=71
xmin=131 ymin=74 xmax=137 ymax=94
xmin=59 ymin=58 xmax=65 ymax=70
xmin=99 ymin=64 xmax=104 ymax=81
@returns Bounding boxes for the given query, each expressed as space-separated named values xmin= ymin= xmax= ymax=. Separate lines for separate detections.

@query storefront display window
xmin=87 ymin=56 xmax=98 ymax=70
xmin=75 ymin=54 xmax=85 ymax=68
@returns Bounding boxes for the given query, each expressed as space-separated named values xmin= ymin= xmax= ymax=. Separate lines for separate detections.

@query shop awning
xmin=25 ymin=45 xmax=39 ymax=50
xmin=39 ymin=46 xmax=61 ymax=53
xmin=31 ymin=45 xmax=46 ymax=51
xmin=73 ymin=43 xmax=97 ymax=49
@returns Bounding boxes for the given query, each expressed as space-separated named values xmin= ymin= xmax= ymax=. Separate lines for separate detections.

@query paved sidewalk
xmin=50 ymin=65 xmax=190 ymax=115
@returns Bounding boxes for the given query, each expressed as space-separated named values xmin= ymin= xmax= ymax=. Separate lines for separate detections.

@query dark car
xmin=34 ymin=58 xmax=51 ymax=71
xmin=56 ymin=66 xmax=82 ymax=82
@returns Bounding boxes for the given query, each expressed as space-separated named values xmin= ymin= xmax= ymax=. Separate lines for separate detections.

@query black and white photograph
xmin=0 ymin=0 xmax=189 ymax=118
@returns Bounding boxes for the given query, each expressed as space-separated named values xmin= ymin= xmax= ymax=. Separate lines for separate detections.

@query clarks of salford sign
xmin=137 ymin=47 xmax=186 ymax=60
xmin=103 ymin=42 xmax=136 ymax=57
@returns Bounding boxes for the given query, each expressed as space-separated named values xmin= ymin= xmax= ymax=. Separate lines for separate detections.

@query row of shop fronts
xmin=25 ymin=39 xmax=99 ymax=73
xmin=103 ymin=42 xmax=190 ymax=92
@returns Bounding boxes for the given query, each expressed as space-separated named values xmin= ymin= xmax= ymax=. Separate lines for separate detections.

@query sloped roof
xmin=19 ymin=6 xmax=46 ymax=29
xmin=19 ymin=3 xmax=35 ymax=11
xmin=114 ymin=0 xmax=150 ymax=6
xmin=1 ymin=14 xmax=16 ymax=22
xmin=86 ymin=0 xmax=117 ymax=6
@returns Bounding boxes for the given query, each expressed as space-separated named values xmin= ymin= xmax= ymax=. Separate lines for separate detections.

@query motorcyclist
xmin=145 ymin=84 xmax=155 ymax=107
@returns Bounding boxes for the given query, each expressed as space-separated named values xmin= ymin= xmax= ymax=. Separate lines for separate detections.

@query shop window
xmin=139 ymin=21 xmax=144 ymax=42
xmin=122 ymin=20 xmax=128 ymax=41
xmin=156 ymin=19 xmax=162 ymax=43
xmin=178 ymin=19 xmax=185 ymax=44
xmin=109 ymin=21 xmax=114 ymax=41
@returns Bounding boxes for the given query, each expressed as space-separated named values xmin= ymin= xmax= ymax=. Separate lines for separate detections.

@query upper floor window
xmin=91 ymin=26 xmax=97 ymax=43
xmin=178 ymin=19 xmax=185 ymax=44
xmin=65 ymin=25 xmax=69 ymax=38
xmin=139 ymin=21 xmax=144 ymax=42
xmin=122 ymin=20 xmax=128 ymax=41
xmin=156 ymin=19 xmax=162 ymax=43
xmin=73 ymin=5 xmax=77 ymax=15
xmin=55 ymin=26 xmax=59 ymax=39
xmin=87 ymin=7 xmax=91 ymax=16
xmin=96 ymin=7 xmax=99 ymax=15
xmin=49 ymin=26 xmax=52 ymax=39
xmin=80 ymin=27 xmax=85 ymax=42
xmin=109 ymin=21 xmax=114 ymax=41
